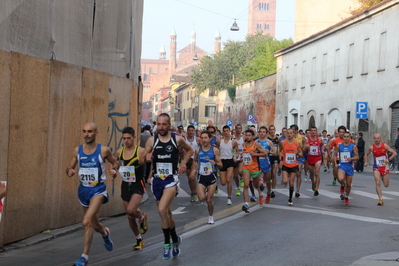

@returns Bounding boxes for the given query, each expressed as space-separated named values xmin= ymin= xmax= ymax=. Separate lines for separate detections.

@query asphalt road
xmin=2 ymin=167 xmax=399 ymax=266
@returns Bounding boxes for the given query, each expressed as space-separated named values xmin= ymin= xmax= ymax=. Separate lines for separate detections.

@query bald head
xmin=84 ymin=122 xmax=98 ymax=131
xmin=373 ymin=133 xmax=382 ymax=145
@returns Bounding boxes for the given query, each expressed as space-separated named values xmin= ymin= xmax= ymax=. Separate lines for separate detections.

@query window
xmin=293 ymin=63 xmax=297 ymax=89
xmin=205 ymin=106 xmax=216 ymax=117
xmin=259 ymin=3 xmax=269 ymax=10
xmin=311 ymin=57 xmax=316 ymax=86
xmin=347 ymin=43 xmax=354 ymax=78
xmin=362 ymin=38 xmax=369 ymax=74
xmin=378 ymin=31 xmax=386 ymax=71
xmin=301 ymin=60 xmax=306 ymax=88
xmin=347 ymin=111 xmax=350 ymax=130
xmin=321 ymin=53 xmax=327 ymax=83
xmin=333 ymin=48 xmax=340 ymax=81
xmin=149 ymin=68 xmax=153 ymax=75
xmin=264 ymin=24 xmax=270 ymax=30
xmin=256 ymin=24 xmax=262 ymax=30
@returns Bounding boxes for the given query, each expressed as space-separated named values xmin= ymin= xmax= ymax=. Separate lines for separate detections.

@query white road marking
xmin=274 ymin=189 xmax=311 ymax=198
xmin=172 ymin=207 xmax=187 ymax=215
xmin=351 ymin=190 xmax=393 ymax=200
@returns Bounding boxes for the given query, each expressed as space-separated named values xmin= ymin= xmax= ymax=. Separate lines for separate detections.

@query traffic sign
xmin=356 ymin=102 xmax=368 ymax=119
xmin=250 ymin=116 xmax=258 ymax=124
xmin=226 ymin=120 xmax=233 ymax=126
xmin=193 ymin=122 xmax=198 ymax=126
xmin=247 ymin=114 xmax=254 ymax=121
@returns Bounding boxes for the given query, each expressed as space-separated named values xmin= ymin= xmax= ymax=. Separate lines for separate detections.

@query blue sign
xmin=247 ymin=114 xmax=254 ymax=121
xmin=226 ymin=120 xmax=233 ymax=126
xmin=193 ymin=121 xmax=198 ymax=126
xmin=250 ymin=116 xmax=258 ymax=124
xmin=356 ymin=102 xmax=368 ymax=119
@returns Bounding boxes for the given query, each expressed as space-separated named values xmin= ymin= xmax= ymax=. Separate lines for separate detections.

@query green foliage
xmin=349 ymin=0 xmax=384 ymax=15
xmin=226 ymin=84 xmax=236 ymax=102
xmin=191 ymin=33 xmax=293 ymax=94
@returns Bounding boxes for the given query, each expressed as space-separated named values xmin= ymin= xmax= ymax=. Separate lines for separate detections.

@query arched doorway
xmin=308 ymin=116 xmax=315 ymax=129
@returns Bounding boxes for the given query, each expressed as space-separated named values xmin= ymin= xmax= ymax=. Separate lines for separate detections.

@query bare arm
xmin=213 ymin=148 xmax=223 ymax=169
xmin=268 ymin=140 xmax=276 ymax=156
xmin=252 ymin=143 xmax=268 ymax=157
xmin=385 ymin=144 xmax=397 ymax=162
xmin=364 ymin=145 xmax=373 ymax=167
xmin=189 ymin=148 xmax=199 ymax=179
xmin=177 ymin=136 xmax=194 ymax=174
xmin=139 ymin=136 xmax=154 ymax=165
xmin=66 ymin=146 xmax=79 ymax=177
xmin=232 ymin=140 xmax=239 ymax=162
xmin=102 ymin=146 xmax=119 ymax=179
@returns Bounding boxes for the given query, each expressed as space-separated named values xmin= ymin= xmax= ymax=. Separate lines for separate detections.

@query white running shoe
xmin=208 ymin=216 xmax=215 ymax=224
xmin=227 ymin=198 xmax=232 ymax=205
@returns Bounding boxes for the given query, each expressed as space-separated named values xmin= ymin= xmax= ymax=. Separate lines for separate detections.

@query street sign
xmin=226 ymin=120 xmax=233 ymax=126
xmin=250 ymin=116 xmax=258 ymax=124
xmin=247 ymin=114 xmax=254 ymax=121
xmin=356 ymin=102 xmax=368 ymax=119
xmin=193 ymin=122 xmax=198 ymax=126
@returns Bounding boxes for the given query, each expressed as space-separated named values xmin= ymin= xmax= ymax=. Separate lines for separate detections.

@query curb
xmin=1 ymin=192 xmax=150 ymax=252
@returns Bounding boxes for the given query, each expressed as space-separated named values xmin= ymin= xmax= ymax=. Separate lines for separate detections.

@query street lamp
xmin=230 ymin=19 xmax=239 ymax=31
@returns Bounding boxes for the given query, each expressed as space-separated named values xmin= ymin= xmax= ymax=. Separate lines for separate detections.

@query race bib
xmin=376 ymin=156 xmax=387 ymax=167
xmin=119 ymin=166 xmax=136 ymax=182
xmin=79 ymin=168 xmax=99 ymax=187
xmin=340 ymin=152 xmax=351 ymax=163
xmin=242 ymin=153 xmax=253 ymax=165
xmin=156 ymin=162 xmax=173 ymax=179
xmin=309 ymin=146 xmax=319 ymax=156
xmin=285 ymin=153 xmax=296 ymax=164
xmin=199 ymin=162 xmax=213 ymax=175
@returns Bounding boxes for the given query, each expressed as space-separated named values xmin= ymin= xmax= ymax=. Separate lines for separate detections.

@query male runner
xmin=268 ymin=125 xmax=280 ymax=198
xmin=66 ymin=122 xmax=119 ymax=266
xmin=329 ymin=126 xmax=353 ymax=198
xmin=112 ymin=127 xmax=148 ymax=251
xmin=304 ymin=126 xmax=325 ymax=196
xmin=141 ymin=113 xmax=193 ymax=260
xmin=217 ymin=125 xmax=239 ymax=205
xmin=321 ymin=130 xmax=329 ymax=172
xmin=257 ymin=126 xmax=275 ymax=204
xmin=185 ymin=125 xmax=199 ymax=202
xmin=279 ymin=128 xmax=303 ymax=206
xmin=334 ymin=132 xmax=358 ymax=205
xmin=241 ymin=130 xmax=268 ymax=213
xmin=290 ymin=124 xmax=305 ymax=197
xmin=233 ymin=124 xmax=244 ymax=196
xmin=177 ymin=125 xmax=187 ymax=137
xmin=190 ymin=131 xmax=222 ymax=224
xmin=364 ymin=134 xmax=397 ymax=205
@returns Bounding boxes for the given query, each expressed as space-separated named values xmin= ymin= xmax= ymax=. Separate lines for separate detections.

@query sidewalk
xmin=1 ymin=193 xmax=149 ymax=252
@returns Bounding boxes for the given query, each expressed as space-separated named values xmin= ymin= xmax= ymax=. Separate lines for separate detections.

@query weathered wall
xmin=0 ymin=50 xmax=139 ymax=246
xmin=215 ymin=74 xmax=276 ymax=129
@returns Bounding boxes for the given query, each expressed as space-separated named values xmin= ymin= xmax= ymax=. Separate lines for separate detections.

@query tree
xmin=349 ymin=0 xmax=384 ymax=15
xmin=191 ymin=33 xmax=292 ymax=94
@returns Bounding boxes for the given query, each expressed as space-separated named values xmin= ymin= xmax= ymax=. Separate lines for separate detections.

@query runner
xmin=190 ymin=130 xmax=222 ymax=224
xmin=141 ymin=113 xmax=193 ymax=260
xmin=364 ymin=134 xmax=397 ymax=205
xmin=329 ymin=126 xmax=353 ymax=198
xmin=303 ymin=129 xmax=311 ymax=182
xmin=333 ymin=131 xmax=359 ymax=205
xmin=241 ymin=130 xmax=268 ymax=213
xmin=177 ymin=125 xmax=186 ymax=137
xmin=321 ymin=130 xmax=329 ymax=172
xmin=217 ymin=125 xmax=239 ymax=205
xmin=257 ymin=126 xmax=275 ymax=204
xmin=290 ymin=124 xmax=306 ymax=198
xmin=185 ymin=125 xmax=199 ymax=202
xmin=66 ymin=122 xmax=119 ymax=266
xmin=233 ymin=124 xmax=244 ymax=196
xmin=304 ymin=126 xmax=325 ymax=196
xmin=328 ymin=130 xmax=340 ymax=184
xmin=279 ymin=128 xmax=303 ymax=206
xmin=206 ymin=125 xmax=220 ymax=193
xmin=268 ymin=125 xmax=280 ymax=198
xmin=112 ymin=127 xmax=148 ymax=251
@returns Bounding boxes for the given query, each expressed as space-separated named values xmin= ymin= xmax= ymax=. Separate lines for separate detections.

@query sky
xmin=141 ymin=0 xmax=296 ymax=59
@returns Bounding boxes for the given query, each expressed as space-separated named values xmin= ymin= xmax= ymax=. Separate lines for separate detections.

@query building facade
xmin=275 ymin=0 xmax=399 ymax=144
xmin=247 ymin=0 xmax=276 ymax=37
xmin=294 ymin=0 xmax=359 ymax=42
